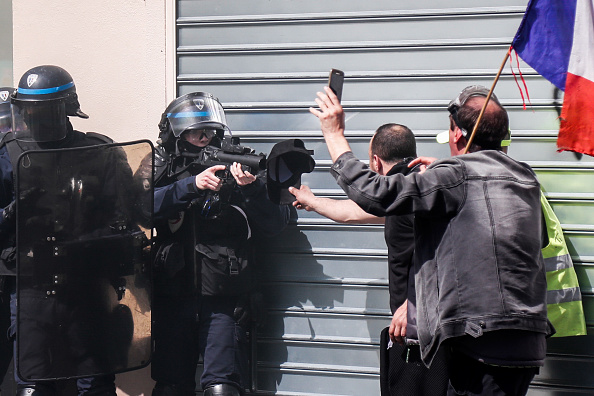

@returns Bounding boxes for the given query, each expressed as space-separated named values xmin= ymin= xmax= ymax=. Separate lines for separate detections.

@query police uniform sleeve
xmin=154 ymin=175 xmax=206 ymax=220
xmin=0 ymin=146 xmax=14 ymax=235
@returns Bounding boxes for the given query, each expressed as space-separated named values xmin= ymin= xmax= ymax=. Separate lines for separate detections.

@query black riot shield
xmin=15 ymin=140 xmax=154 ymax=381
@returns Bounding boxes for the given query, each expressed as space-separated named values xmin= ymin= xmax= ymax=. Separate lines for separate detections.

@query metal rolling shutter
xmin=176 ymin=1 xmax=594 ymax=394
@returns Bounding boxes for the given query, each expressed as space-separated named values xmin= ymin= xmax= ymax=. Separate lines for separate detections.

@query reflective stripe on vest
xmin=540 ymin=192 xmax=587 ymax=337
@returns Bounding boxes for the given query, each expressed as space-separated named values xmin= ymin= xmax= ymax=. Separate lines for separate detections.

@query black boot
xmin=203 ymin=384 xmax=241 ymax=396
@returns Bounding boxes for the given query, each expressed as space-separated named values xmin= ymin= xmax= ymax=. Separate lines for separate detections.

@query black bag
xmin=154 ymin=240 xmax=185 ymax=278
xmin=379 ymin=327 xmax=449 ymax=396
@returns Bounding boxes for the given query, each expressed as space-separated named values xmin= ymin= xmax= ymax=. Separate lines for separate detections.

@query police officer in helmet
xmin=0 ymin=65 xmax=119 ymax=396
xmin=152 ymin=92 xmax=289 ymax=396
xmin=11 ymin=65 xmax=90 ymax=146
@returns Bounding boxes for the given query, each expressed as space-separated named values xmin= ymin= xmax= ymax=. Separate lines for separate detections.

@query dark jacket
xmin=152 ymin=145 xmax=290 ymax=297
xmin=384 ymin=160 xmax=416 ymax=314
xmin=153 ymin=156 xmax=289 ymax=239
xmin=0 ymin=127 xmax=115 ymax=276
xmin=331 ymin=150 xmax=550 ymax=366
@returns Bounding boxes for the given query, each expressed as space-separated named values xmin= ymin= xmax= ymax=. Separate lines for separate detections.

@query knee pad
xmin=203 ymin=384 xmax=241 ymax=396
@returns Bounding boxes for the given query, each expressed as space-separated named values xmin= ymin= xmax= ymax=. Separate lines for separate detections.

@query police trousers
xmin=9 ymin=288 xmax=116 ymax=396
xmin=151 ymin=295 xmax=248 ymax=393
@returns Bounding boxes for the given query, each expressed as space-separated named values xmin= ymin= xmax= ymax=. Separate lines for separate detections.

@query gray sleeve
xmin=330 ymin=151 xmax=465 ymax=218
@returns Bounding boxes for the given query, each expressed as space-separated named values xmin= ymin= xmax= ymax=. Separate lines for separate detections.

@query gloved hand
xmin=234 ymin=292 xmax=267 ymax=329
xmin=1 ymin=201 xmax=15 ymax=226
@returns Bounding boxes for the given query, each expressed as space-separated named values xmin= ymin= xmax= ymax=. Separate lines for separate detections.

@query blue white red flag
xmin=512 ymin=0 xmax=594 ymax=156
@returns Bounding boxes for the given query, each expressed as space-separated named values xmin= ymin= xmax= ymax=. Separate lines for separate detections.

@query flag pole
xmin=463 ymin=47 xmax=512 ymax=154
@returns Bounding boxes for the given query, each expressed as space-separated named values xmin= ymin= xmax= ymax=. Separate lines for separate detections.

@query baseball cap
xmin=447 ymin=85 xmax=502 ymax=138
xmin=266 ymin=139 xmax=316 ymax=205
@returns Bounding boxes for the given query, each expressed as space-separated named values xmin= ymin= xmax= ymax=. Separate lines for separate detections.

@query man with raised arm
xmin=290 ymin=122 xmax=449 ymax=395
xmin=310 ymin=85 xmax=551 ymax=396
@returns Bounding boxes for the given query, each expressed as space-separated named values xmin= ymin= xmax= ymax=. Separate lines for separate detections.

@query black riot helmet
xmin=158 ymin=92 xmax=230 ymax=152
xmin=0 ymin=87 xmax=14 ymax=133
xmin=11 ymin=65 xmax=88 ymax=142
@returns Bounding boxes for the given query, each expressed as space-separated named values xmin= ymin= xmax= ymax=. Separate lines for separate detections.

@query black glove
xmin=234 ymin=292 xmax=266 ymax=329
xmin=233 ymin=294 xmax=250 ymax=328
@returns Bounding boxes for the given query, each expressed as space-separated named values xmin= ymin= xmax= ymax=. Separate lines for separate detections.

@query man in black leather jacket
xmin=310 ymin=85 xmax=551 ymax=396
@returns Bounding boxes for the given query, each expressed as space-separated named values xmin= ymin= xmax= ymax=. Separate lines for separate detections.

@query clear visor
xmin=167 ymin=96 xmax=229 ymax=138
xmin=0 ymin=112 xmax=10 ymax=133
xmin=11 ymin=99 xmax=69 ymax=142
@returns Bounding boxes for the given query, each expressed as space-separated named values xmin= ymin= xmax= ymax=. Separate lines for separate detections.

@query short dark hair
xmin=456 ymin=97 xmax=509 ymax=151
xmin=371 ymin=123 xmax=417 ymax=163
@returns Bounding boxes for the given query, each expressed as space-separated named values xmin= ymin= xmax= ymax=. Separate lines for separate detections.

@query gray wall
xmin=176 ymin=1 xmax=594 ymax=394
xmin=0 ymin=0 xmax=12 ymax=86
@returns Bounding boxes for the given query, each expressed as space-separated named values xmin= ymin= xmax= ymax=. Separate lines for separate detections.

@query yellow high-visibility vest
xmin=541 ymin=192 xmax=587 ymax=337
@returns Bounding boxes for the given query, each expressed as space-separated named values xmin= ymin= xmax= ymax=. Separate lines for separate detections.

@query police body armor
xmin=14 ymin=140 xmax=154 ymax=381
xmin=153 ymin=146 xmax=254 ymax=299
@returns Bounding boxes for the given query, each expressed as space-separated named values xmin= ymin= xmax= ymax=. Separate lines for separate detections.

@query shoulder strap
xmin=0 ymin=132 xmax=13 ymax=150
xmin=154 ymin=145 xmax=171 ymax=185
xmin=3 ymin=133 xmax=22 ymax=171
xmin=230 ymin=205 xmax=251 ymax=240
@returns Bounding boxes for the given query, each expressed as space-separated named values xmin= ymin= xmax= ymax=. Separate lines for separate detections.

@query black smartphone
xmin=328 ymin=68 xmax=344 ymax=102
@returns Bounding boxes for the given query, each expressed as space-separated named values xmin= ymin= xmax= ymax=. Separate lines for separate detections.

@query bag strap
xmin=230 ymin=205 xmax=251 ymax=240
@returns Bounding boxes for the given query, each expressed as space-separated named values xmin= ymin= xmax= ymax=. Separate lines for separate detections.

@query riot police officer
xmin=0 ymin=66 xmax=120 ymax=396
xmin=151 ymin=92 xmax=289 ymax=396
xmin=0 ymin=86 xmax=15 ymax=391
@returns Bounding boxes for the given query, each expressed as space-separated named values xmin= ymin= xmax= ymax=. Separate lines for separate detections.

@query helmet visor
xmin=166 ymin=95 xmax=229 ymax=138
xmin=0 ymin=114 xmax=10 ymax=133
xmin=11 ymin=99 xmax=68 ymax=142
xmin=0 ymin=104 xmax=10 ymax=133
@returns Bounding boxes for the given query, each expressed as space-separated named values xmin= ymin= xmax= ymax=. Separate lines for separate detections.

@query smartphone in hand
xmin=328 ymin=69 xmax=344 ymax=102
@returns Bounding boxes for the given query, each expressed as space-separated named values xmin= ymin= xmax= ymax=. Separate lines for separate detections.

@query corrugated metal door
xmin=176 ymin=1 xmax=594 ymax=394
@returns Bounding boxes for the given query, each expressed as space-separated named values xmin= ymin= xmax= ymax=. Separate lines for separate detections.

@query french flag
xmin=512 ymin=0 xmax=594 ymax=156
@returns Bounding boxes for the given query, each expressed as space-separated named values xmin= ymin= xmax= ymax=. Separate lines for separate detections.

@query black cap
xmin=266 ymin=139 xmax=315 ymax=205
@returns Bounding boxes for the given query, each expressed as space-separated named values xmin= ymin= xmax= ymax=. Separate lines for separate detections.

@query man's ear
xmin=452 ymin=127 xmax=466 ymax=145
xmin=372 ymin=154 xmax=383 ymax=174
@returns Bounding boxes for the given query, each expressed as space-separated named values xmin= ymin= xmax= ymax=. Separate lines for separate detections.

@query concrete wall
xmin=12 ymin=1 xmax=175 ymax=395
xmin=12 ymin=0 xmax=175 ymax=145
xmin=0 ymin=0 xmax=12 ymax=86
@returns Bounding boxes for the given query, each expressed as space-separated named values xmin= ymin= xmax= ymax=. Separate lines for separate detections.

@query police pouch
xmin=154 ymin=240 xmax=185 ymax=277
xmin=196 ymin=243 xmax=253 ymax=296
xmin=153 ymin=240 xmax=194 ymax=297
